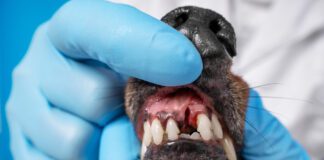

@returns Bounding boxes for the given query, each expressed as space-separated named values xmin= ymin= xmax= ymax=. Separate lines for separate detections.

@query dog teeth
xmin=179 ymin=133 xmax=191 ymax=139
xmin=151 ymin=119 xmax=164 ymax=145
xmin=197 ymin=114 xmax=213 ymax=141
xmin=143 ymin=113 xmax=236 ymax=160
xmin=143 ymin=121 xmax=152 ymax=146
xmin=222 ymin=135 xmax=237 ymax=160
xmin=190 ymin=132 xmax=201 ymax=140
xmin=141 ymin=143 xmax=147 ymax=160
xmin=211 ymin=114 xmax=223 ymax=139
xmin=166 ymin=118 xmax=180 ymax=141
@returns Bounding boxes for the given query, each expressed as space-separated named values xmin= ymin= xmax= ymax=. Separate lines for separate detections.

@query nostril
xmin=162 ymin=6 xmax=237 ymax=57
xmin=209 ymin=19 xmax=236 ymax=57
xmin=209 ymin=19 xmax=222 ymax=35
xmin=174 ymin=13 xmax=189 ymax=28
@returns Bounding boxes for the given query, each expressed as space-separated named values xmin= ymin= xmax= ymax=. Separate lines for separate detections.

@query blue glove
xmin=5 ymin=0 xmax=202 ymax=159
xmin=242 ymin=89 xmax=310 ymax=160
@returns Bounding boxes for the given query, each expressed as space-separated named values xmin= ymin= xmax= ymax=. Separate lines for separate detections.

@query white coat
xmin=110 ymin=0 xmax=324 ymax=159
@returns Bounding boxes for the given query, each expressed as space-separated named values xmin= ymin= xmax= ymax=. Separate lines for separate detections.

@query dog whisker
xmin=239 ymin=82 xmax=281 ymax=91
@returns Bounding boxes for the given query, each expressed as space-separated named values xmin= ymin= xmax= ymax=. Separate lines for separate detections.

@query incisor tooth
xmin=190 ymin=132 xmax=201 ymax=140
xmin=211 ymin=114 xmax=223 ymax=139
xmin=222 ymin=135 xmax=237 ymax=160
xmin=143 ymin=121 xmax=152 ymax=146
xmin=141 ymin=143 xmax=147 ymax=160
xmin=166 ymin=118 xmax=180 ymax=141
xmin=197 ymin=114 xmax=213 ymax=141
xmin=151 ymin=119 xmax=164 ymax=145
xmin=179 ymin=133 xmax=191 ymax=139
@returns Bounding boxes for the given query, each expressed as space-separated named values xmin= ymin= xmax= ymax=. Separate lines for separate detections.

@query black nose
xmin=161 ymin=6 xmax=236 ymax=57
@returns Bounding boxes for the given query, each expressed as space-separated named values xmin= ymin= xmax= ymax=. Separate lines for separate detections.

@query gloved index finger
xmin=48 ymin=0 xmax=202 ymax=86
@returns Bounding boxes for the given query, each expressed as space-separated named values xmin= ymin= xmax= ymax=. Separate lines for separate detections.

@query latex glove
xmin=242 ymin=89 xmax=310 ymax=160
xmin=5 ymin=0 xmax=202 ymax=159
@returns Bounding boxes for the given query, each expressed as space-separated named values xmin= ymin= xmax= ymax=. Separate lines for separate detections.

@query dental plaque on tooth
xmin=125 ymin=6 xmax=249 ymax=160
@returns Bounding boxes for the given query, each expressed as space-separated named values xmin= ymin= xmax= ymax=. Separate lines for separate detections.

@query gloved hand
xmin=5 ymin=0 xmax=202 ymax=159
xmin=242 ymin=89 xmax=310 ymax=160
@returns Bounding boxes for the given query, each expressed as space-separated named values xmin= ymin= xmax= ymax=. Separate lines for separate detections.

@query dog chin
xmin=143 ymin=139 xmax=227 ymax=160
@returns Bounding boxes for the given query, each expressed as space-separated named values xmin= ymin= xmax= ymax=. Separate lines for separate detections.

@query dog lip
xmin=144 ymin=138 xmax=227 ymax=160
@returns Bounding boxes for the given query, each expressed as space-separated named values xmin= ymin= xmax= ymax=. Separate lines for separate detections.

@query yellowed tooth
xmin=151 ymin=119 xmax=164 ymax=145
xmin=166 ymin=118 xmax=180 ymax=141
xmin=222 ymin=135 xmax=237 ymax=160
xmin=197 ymin=114 xmax=213 ymax=141
xmin=143 ymin=121 xmax=152 ymax=146
xmin=141 ymin=143 xmax=147 ymax=160
xmin=190 ymin=132 xmax=201 ymax=140
xmin=211 ymin=114 xmax=223 ymax=139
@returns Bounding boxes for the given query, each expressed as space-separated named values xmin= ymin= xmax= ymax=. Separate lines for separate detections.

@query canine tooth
xmin=211 ymin=114 xmax=223 ymax=139
xmin=179 ymin=133 xmax=191 ymax=139
xmin=166 ymin=119 xmax=180 ymax=141
xmin=222 ymin=135 xmax=237 ymax=160
xmin=143 ymin=121 xmax=152 ymax=146
xmin=190 ymin=132 xmax=201 ymax=140
xmin=197 ymin=114 xmax=213 ymax=141
xmin=151 ymin=119 xmax=164 ymax=145
xmin=141 ymin=143 xmax=147 ymax=160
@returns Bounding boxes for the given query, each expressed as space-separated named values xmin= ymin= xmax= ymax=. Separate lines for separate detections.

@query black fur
xmin=125 ymin=6 xmax=249 ymax=160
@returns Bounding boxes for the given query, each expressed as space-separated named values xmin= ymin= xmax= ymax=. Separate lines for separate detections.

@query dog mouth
xmin=135 ymin=85 xmax=237 ymax=160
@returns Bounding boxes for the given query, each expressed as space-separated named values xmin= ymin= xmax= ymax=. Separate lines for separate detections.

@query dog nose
xmin=162 ymin=6 xmax=237 ymax=57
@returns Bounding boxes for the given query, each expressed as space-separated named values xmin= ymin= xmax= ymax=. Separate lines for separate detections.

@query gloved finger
xmin=242 ymin=89 xmax=309 ymax=160
xmin=48 ymin=0 xmax=202 ymax=86
xmin=6 ymin=72 xmax=100 ymax=160
xmin=6 ymin=116 xmax=53 ymax=160
xmin=100 ymin=115 xmax=140 ymax=160
xmin=29 ymin=23 xmax=125 ymax=126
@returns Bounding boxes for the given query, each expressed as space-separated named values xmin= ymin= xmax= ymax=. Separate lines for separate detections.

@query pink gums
xmin=144 ymin=88 xmax=212 ymax=130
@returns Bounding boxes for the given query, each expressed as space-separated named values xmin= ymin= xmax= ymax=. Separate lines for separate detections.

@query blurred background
xmin=1 ymin=0 xmax=324 ymax=159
